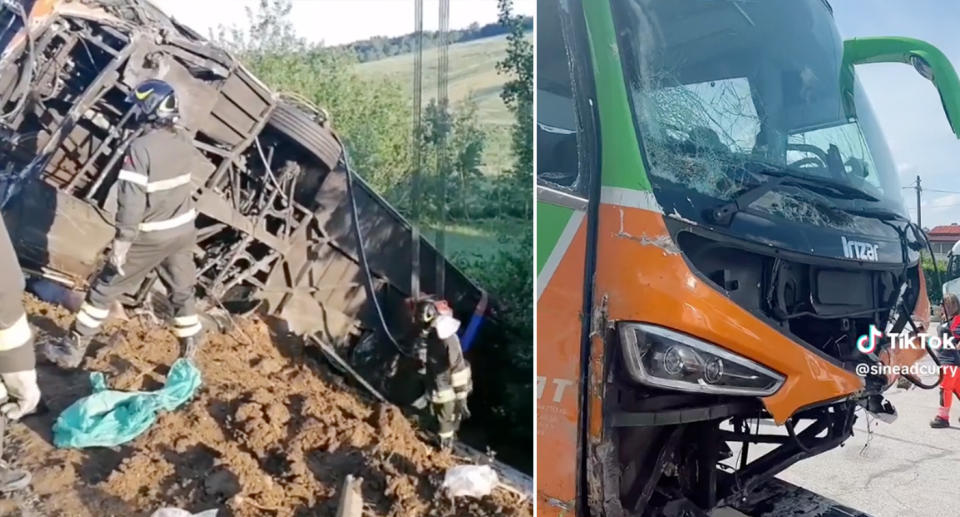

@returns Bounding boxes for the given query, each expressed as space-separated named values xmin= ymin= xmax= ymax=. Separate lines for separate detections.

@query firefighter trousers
xmin=74 ymin=229 xmax=201 ymax=339
xmin=0 ymin=219 xmax=34 ymax=374
xmin=430 ymin=364 xmax=472 ymax=440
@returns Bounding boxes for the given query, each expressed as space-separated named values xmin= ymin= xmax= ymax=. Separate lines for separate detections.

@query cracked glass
xmin=613 ymin=0 xmax=908 ymax=229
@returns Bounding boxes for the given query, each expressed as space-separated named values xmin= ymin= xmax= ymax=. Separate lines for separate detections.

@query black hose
xmin=899 ymin=221 xmax=943 ymax=390
xmin=339 ymin=142 xmax=415 ymax=358
xmin=868 ymin=219 xmax=941 ymax=390
xmin=785 ymin=419 xmax=812 ymax=454
xmin=899 ymin=301 xmax=942 ymax=390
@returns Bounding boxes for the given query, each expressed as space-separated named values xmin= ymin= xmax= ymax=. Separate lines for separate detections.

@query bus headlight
xmin=619 ymin=323 xmax=785 ymax=396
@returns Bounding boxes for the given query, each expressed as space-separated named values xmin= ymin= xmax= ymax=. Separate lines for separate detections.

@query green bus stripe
xmin=584 ymin=0 xmax=652 ymax=192
xmin=537 ymin=209 xmax=585 ymax=300
xmin=537 ymin=201 xmax=575 ymax=273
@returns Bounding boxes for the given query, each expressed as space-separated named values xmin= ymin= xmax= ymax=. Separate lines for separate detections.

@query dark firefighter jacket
xmin=116 ymin=127 xmax=198 ymax=242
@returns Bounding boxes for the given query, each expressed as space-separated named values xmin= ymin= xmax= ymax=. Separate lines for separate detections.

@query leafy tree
xmin=211 ymin=0 xmax=307 ymax=58
xmin=453 ymin=230 xmax=533 ymax=470
xmin=246 ymin=50 xmax=413 ymax=201
xmin=924 ymin=255 xmax=947 ymax=305
xmin=415 ymin=97 xmax=487 ymax=221
xmin=496 ymin=0 xmax=533 ymax=217
xmin=450 ymin=98 xmax=486 ymax=220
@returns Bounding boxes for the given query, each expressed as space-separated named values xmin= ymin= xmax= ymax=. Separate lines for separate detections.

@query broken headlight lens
xmin=619 ymin=323 xmax=785 ymax=396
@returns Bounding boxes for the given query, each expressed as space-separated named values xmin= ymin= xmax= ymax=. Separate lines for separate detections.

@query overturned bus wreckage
xmin=0 ymin=0 xmax=524 ymax=482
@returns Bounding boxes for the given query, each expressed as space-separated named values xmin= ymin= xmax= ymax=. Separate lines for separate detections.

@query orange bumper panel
xmin=595 ymin=205 xmax=864 ymax=423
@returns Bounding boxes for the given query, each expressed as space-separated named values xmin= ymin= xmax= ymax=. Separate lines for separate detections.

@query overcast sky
xmin=832 ymin=0 xmax=960 ymax=228
xmin=151 ymin=0 xmax=533 ymax=46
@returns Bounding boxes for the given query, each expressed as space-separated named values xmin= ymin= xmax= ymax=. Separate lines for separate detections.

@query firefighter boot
xmin=0 ymin=461 xmax=30 ymax=492
xmin=179 ymin=334 xmax=203 ymax=360
xmin=439 ymin=434 xmax=455 ymax=451
xmin=42 ymin=332 xmax=91 ymax=369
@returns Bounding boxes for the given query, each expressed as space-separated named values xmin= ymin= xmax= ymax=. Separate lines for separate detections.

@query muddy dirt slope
xmin=0 ymin=296 xmax=531 ymax=517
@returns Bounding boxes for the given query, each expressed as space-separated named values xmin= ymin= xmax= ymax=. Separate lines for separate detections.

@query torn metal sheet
xmin=616 ymin=208 xmax=680 ymax=255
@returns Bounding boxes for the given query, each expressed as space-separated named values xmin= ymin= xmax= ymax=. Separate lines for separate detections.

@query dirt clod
xmin=0 ymin=296 xmax=531 ymax=516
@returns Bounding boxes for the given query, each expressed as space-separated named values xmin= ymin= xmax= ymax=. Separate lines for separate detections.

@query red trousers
xmin=938 ymin=365 xmax=960 ymax=419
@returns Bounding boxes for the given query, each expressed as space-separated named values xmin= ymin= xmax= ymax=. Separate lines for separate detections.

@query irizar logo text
xmin=842 ymin=236 xmax=879 ymax=262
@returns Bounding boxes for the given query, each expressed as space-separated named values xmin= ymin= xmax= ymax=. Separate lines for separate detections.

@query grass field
xmin=424 ymin=217 xmax=529 ymax=260
xmin=356 ymin=34 xmax=519 ymax=126
xmin=358 ymin=35 xmax=530 ymax=257
xmin=356 ymin=34 xmax=530 ymax=176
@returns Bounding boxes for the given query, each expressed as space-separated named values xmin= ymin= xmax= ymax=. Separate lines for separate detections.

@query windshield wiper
xmin=708 ymin=169 xmax=879 ymax=226
xmin=839 ymin=207 xmax=906 ymax=222
xmin=753 ymin=167 xmax=880 ymax=202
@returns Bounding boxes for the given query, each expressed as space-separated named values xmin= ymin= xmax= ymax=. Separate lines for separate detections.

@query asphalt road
xmin=719 ymin=359 xmax=959 ymax=517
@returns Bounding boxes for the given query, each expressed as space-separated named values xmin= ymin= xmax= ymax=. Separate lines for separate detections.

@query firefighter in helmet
xmin=43 ymin=79 xmax=203 ymax=368
xmin=413 ymin=298 xmax=472 ymax=450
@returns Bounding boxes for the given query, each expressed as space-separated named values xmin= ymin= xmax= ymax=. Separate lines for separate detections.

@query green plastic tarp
xmin=52 ymin=358 xmax=201 ymax=449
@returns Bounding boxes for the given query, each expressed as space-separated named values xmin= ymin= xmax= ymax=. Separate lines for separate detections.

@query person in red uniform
xmin=931 ymin=294 xmax=960 ymax=428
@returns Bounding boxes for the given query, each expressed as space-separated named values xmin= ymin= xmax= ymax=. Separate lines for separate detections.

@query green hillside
xmin=356 ymin=34 xmax=531 ymax=177
xmin=356 ymin=34 xmax=519 ymax=125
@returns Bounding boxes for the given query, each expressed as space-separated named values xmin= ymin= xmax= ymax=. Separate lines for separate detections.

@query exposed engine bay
xmin=599 ymin=220 xmax=932 ymax=516
xmin=673 ymin=226 xmax=922 ymax=371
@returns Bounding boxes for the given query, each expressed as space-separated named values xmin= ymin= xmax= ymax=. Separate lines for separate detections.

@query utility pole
xmin=916 ymin=175 xmax=922 ymax=228
xmin=435 ymin=0 xmax=450 ymax=296
xmin=410 ymin=0 xmax=424 ymax=299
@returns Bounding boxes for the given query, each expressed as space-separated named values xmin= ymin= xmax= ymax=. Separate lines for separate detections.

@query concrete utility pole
xmin=411 ymin=0 xmax=424 ymax=299
xmin=435 ymin=0 xmax=450 ymax=295
xmin=915 ymin=175 xmax=922 ymax=228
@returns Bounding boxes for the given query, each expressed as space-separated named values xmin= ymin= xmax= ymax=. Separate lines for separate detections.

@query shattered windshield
xmin=613 ymin=0 xmax=907 ymax=227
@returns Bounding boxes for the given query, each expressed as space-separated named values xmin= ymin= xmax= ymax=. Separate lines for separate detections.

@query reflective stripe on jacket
xmin=115 ymin=128 xmax=198 ymax=241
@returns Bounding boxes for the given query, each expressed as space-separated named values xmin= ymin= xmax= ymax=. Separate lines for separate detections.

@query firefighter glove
xmin=109 ymin=240 xmax=132 ymax=275
xmin=456 ymin=399 xmax=471 ymax=420
xmin=0 ymin=370 xmax=40 ymax=420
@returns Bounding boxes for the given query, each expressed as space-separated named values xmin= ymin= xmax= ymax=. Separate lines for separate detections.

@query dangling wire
xmin=338 ymin=138 xmax=416 ymax=359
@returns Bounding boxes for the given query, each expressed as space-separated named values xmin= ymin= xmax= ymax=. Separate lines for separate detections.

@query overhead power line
xmin=902 ymin=186 xmax=960 ymax=194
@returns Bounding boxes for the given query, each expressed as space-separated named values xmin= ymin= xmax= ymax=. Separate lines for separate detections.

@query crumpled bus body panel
xmin=0 ymin=0 xmax=501 ymax=405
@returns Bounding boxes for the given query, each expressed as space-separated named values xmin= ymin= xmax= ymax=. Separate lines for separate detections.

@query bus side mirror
xmin=842 ymin=37 xmax=960 ymax=139
xmin=911 ymin=55 xmax=935 ymax=81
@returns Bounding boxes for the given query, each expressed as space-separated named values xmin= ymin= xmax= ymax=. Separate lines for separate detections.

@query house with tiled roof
xmin=928 ymin=224 xmax=960 ymax=259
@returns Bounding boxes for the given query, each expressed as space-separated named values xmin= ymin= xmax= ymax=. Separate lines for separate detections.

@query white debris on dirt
xmin=0 ymin=295 xmax=532 ymax=517
xmin=441 ymin=465 xmax=499 ymax=498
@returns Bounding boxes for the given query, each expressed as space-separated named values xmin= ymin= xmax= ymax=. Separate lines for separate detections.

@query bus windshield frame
xmin=610 ymin=0 xmax=908 ymax=231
